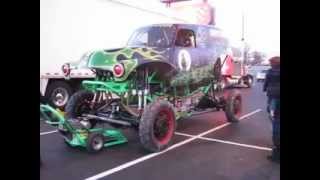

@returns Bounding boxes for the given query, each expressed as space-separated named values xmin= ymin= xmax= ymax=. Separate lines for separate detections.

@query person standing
xmin=263 ymin=56 xmax=280 ymax=163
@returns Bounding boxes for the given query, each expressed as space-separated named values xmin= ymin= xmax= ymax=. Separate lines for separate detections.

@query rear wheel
xmin=139 ymin=100 xmax=176 ymax=152
xmin=224 ymin=90 xmax=242 ymax=122
xmin=86 ymin=132 xmax=105 ymax=153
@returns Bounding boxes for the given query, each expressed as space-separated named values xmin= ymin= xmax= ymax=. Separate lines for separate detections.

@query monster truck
xmin=65 ymin=24 xmax=242 ymax=153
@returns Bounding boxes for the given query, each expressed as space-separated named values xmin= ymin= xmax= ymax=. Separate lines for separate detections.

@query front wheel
xmin=65 ymin=90 xmax=94 ymax=120
xmin=139 ymin=100 xmax=176 ymax=152
xmin=224 ymin=90 xmax=242 ymax=123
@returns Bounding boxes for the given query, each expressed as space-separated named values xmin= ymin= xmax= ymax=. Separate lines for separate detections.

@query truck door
xmin=173 ymin=28 xmax=199 ymax=69
xmin=172 ymin=28 xmax=199 ymax=94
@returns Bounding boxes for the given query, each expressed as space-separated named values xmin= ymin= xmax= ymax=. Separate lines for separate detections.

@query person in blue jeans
xmin=263 ymin=56 xmax=280 ymax=163
xmin=269 ymin=98 xmax=280 ymax=162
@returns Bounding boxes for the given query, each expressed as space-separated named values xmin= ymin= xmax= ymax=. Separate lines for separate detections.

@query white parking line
xmin=85 ymin=109 xmax=262 ymax=180
xmin=40 ymin=130 xmax=58 ymax=136
xmin=238 ymin=109 xmax=262 ymax=120
xmin=174 ymin=132 xmax=272 ymax=151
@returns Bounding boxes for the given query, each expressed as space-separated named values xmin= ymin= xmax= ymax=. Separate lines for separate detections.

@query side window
xmin=78 ymin=59 xmax=88 ymax=68
xmin=175 ymin=29 xmax=196 ymax=48
xmin=208 ymin=29 xmax=229 ymax=55
xmin=129 ymin=29 xmax=148 ymax=46
xmin=196 ymin=27 xmax=209 ymax=48
xmin=77 ymin=52 xmax=91 ymax=69
xmin=137 ymin=31 xmax=148 ymax=46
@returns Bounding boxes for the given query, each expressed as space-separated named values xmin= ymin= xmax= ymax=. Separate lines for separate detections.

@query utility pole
xmin=241 ymin=11 xmax=248 ymax=65
xmin=241 ymin=12 xmax=245 ymax=42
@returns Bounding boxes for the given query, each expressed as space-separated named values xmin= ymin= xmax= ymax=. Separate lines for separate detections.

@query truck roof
xmin=147 ymin=23 xmax=221 ymax=31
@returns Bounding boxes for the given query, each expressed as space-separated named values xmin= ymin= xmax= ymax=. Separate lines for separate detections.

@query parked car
xmin=256 ymin=69 xmax=269 ymax=82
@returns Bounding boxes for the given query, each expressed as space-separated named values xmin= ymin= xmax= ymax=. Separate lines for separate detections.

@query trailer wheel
xmin=65 ymin=90 xmax=94 ymax=120
xmin=224 ymin=90 xmax=242 ymax=123
xmin=244 ymin=75 xmax=253 ymax=88
xmin=45 ymin=81 xmax=73 ymax=110
xmin=139 ymin=100 xmax=176 ymax=152
xmin=86 ymin=132 xmax=104 ymax=153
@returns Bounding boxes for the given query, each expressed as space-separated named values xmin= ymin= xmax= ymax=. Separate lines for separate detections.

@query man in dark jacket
xmin=263 ymin=56 xmax=280 ymax=163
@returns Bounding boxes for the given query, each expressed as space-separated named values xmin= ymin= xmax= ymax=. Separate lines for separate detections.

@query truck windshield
xmin=127 ymin=26 xmax=176 ymax=48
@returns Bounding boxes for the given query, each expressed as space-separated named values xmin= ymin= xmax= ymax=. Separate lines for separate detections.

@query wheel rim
xmin=51 ymin=88 xmax=69 ymax=107
xmin=92 ymin=136 xmax=104 ymax=150
xmin=153 ymin=109 xmax=174 ymax=145
xmin=248 ymin=77 xmax=252 ymax=85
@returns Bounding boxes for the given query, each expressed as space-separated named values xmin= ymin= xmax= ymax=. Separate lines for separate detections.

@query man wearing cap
xmin=263 ymin=56 xmax=280 ymax=163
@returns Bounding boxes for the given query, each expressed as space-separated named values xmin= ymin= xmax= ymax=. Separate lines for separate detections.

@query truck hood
xmin=87 ymin=47 xmax=171 ymax=81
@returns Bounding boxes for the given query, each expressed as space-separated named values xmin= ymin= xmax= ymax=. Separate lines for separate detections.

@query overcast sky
xmin=41 ymin=0 xmax=280 ymax=71
xmin=124 ymin=0 xmax=280 ymax=55
xmin=210 ymin=0 xmax=279 ymax=55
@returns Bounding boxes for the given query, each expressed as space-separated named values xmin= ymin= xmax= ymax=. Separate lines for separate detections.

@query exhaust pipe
xmin=83 ymin=114 xmax=132 ymax=126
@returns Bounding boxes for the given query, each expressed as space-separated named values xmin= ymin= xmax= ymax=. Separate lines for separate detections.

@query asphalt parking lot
xmin=40 ymin=81 xmax=280 ymax=180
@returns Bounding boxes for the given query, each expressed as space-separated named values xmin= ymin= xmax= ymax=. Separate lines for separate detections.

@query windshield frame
xmin=127 ymin=25 xmax=177 ymax=48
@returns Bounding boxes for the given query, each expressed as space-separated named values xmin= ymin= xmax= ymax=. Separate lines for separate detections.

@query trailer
xmin=40 ymin=52 xmax=96 ymax=109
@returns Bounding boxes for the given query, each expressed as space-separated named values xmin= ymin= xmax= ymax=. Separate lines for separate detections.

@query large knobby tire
xmin=213 ymin=58 xmax=222 ymax=81
xmin=65 ymin=90 xmax=94 ymax=120
xmin=86 ymin=132 xmax=105 ymax=153
xmin=139 ymin=100 xmax=176 ymax=152
xmin=45 ymin=81 xmax=73 ymax=110
xmin=224 ymin=90 xmax=242 ymax=123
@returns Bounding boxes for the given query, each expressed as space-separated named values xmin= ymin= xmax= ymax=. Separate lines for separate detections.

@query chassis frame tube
xmin=83 ymin=114 xmax=132 ymax=126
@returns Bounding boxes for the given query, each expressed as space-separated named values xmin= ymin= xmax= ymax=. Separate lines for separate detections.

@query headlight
xmin=62 ymin=63 xmax=71 ymax=77
xmin=113 ymin=63 xmax=125 ymax=78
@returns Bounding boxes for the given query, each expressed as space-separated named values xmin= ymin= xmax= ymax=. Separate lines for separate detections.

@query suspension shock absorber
xmin=137 ymin=69 xmax=144 ymax=110
xmin=97 ymin=91 xmax=104 ymax=102
xmin=109 ymin=101 xmax=118 ymax=119
xmin=144 ymin=67 xmax=149 ymax=108
xmin=138 ymin=90 xmax=143 ymax=110
xmin=89 ymin=92 xmax=98 ymax=109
